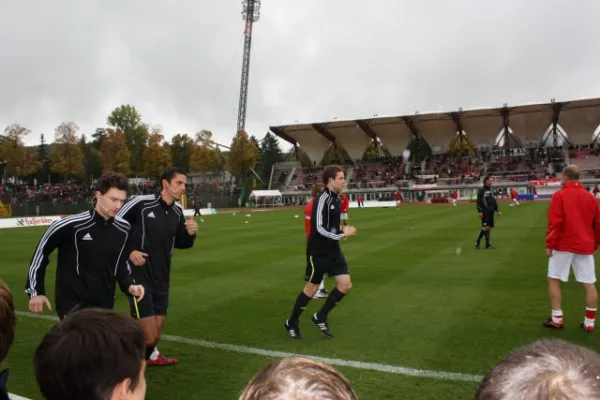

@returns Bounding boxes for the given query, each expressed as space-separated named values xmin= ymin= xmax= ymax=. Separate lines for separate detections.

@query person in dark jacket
xmin=475 ymin=175 xmax=502 ymax=249
xmin=117 ymin=167 xmax=197 ymax=366
xmin=284 ymin=165 xmax=356 ymax=339
xmin=25 ymin=173 xmax=144 ymax=320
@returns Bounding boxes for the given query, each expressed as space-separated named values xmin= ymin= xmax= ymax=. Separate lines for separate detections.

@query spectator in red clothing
xmin=340 ymin=193 xmax=349 ymax=226
xmin=394 ymin=192 xmax=403 ymax=207
xmin=544 ymin=165 xmax=600 ymax=332
xmin=510 ymin=188 xmax=520 ymax=207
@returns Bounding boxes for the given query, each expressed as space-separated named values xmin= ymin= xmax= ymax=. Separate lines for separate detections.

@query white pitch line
xmin=15 ymin=311 xmax=483 ymax=383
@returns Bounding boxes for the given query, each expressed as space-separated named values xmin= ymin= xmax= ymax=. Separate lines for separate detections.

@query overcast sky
xmin=1 ymin=0 xmax=599 ymax=148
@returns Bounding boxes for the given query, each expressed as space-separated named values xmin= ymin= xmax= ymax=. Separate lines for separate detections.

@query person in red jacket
xmin=394 ymin=192 xmax=403 ymax=207
xmin=510 ymin=188 xmax=520 ymax=207
xmin=305 ymin=184 xmax=328 ymax=299
xmin=545 ymin=165 xmax=600 ymax=332
xmin=340 ymin=193 xmax=349 ymax=226
xmin=450 ymin=190 xmax=458 ymax=207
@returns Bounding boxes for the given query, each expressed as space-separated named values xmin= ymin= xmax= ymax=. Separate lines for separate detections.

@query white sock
xmin=318 ymin=280 xmax=325 ymax=291
xmin=150 ymin=347 xmax=160 ymax=361
xmin=552 ymin=309 xmax=563 ymax=324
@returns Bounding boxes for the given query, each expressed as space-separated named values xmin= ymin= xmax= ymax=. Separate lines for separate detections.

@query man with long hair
xmin=285 ymin=165 xmax=357 ymax=339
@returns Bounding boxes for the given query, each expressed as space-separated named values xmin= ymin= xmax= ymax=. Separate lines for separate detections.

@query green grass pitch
xmin=2 ymin=201 xmax=599 ymax=399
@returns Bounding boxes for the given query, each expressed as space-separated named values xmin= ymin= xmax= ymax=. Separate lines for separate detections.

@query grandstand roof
xmin=270 ymin=97 xmax=600 ymax=163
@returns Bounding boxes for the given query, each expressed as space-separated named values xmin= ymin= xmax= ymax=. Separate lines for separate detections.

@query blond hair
xmin=239 ymin=356 xmax=358 ymax=400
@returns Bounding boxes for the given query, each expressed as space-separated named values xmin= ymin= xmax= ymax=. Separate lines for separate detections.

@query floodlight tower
xmin=237 ymin=0 xmax=261 ymax=133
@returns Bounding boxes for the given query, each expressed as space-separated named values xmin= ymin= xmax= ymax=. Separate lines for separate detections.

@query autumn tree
xmin=106 ymin=105 xmax=148 ymax=175
xmin=170 ymin=134 xmax=194 ymax=171
xmin=0 ymin=124 xmax=40 ymax=178
xmin=50 ymin=122 xmax=85 ymax=179
xmin=143 ymin=132 xmax=172 ymax=179
xmin=100 ymin=129 xmax=131 ymax=175
xmin=228 ymin=129 xmax=259 ymax=177
xmin=190 ymin=130 xmax=223 ymax=172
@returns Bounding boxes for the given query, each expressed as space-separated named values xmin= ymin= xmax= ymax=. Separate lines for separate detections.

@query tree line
xmin=0 ymin=104 xmax=288 ymax=185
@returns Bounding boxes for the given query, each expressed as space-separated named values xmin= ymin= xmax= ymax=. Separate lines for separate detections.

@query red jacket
xmin=304 ymin=198 xmax=314 ymax=238
xmin=340 ymin=194 xmax=349 ymax=213
xmin=546 ymin=181 xmax=600 ymax=255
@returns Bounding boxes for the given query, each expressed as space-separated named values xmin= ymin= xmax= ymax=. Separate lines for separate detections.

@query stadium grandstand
xmin=269 ymin=97 xmax=600 ymax=204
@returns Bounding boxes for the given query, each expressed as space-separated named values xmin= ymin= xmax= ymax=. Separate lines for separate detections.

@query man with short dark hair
xmin=117 ymin=167 xmax=197 ymax=366
xmin=34 ymin=308 xmax=147 ymax=400
xmin=284 ymin=165 xmax=357 ymax=339
xmin=475 ymin=339 xmax=600 ymax=399
xmin=25 ymin=173 xmax=145 ymax=320
xmin=544 ymin=164 xmax=600 ymax=331
xmin=475 ymin=175 xmax=502 ymax=249
xmin=0 ymin=280 xmax=16 ymax=400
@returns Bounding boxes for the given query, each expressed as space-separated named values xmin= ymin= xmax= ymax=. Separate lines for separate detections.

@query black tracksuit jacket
xmin=25 ymin=209 xmax=135 ymax=312
xmin=476 ymin=185 xmax=500 ymax=214
xmin=117 ymin=193 xmax=196 ymax=292
xmin=307 ymin=188 xmax=345 ymax=257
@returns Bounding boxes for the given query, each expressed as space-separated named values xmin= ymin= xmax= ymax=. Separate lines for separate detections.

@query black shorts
xmin=128 ymin=292 xmax=169 ymax=319
xmin=304 ymin=253 xmax=349 ymax=284
xmin=481 ymin=212 xmax=495 ymax=228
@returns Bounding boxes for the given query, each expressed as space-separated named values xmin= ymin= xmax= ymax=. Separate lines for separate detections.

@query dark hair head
xmin=34 ymin=308 xmax=145 ymax=400
xmin=0 ymin=280 xmax=16 ymax=363
xmin=161 ymin=167 xmax=187 ymax=185
xmin=95 ymin=173 xmax=131 ymax=196
xmin=484 ymin=175 xmax=492 ymax=186
xmin=475 ymin=339 xmax=600 ymax=400
xmin=322 ymin=165 xmax=344 ymax=186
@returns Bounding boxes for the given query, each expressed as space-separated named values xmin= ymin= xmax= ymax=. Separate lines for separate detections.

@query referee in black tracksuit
xmin=284 ymin=165 xmax=357 ymax=339
xmin=475 ymin=175 xmax=502 ymax=250
xmin=25 ymin=173 xmax=145 ymax=320
xmin=117 ymin=167 xmax=197 ymax=365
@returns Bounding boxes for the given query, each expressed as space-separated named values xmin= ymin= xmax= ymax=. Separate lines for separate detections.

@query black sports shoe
xmin=311 ymin=313 xmax=333 ymax=337
xmin=284 ymin=320 xmax=303 ymax=339
xmin=475 ymin=242 xmax=480 ymax=249
xmin=485 ymin=245 xmax=495 ymax=250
